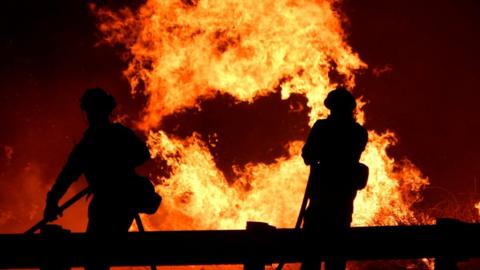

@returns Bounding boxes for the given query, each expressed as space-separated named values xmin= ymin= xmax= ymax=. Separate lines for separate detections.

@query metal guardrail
xmin=1 ymin=219 xmax=478 ymax=269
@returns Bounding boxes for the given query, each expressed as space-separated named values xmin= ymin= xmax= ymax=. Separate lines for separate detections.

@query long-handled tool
xmin=25 ymin=187 xmax=91 ymax=234
xmin=135 ymin=214 xmax=157 ymax=270
xmin=26 ymin=186 xmax=157 ymax=270
xmin=276 ymin=165 xmax=317 ymax=270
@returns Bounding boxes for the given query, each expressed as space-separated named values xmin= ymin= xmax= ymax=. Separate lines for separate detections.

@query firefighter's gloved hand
xmin=43 ymin=200 xmax=62 ymax=222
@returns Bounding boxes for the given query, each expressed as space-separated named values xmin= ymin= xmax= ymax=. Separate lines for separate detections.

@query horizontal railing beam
xmin=1 ymin=219 xmax=478 ymax=268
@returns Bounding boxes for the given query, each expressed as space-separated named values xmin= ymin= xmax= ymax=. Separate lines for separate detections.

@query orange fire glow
xmin=92 ymin=0 xmax=431 ymax=234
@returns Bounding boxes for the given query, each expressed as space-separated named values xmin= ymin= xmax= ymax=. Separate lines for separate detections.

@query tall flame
xmin=92 ymin=0 xmax=430 ymax=231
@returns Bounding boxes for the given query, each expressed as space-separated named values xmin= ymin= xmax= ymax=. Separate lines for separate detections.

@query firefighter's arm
xmin=134 ymin=135 xmax=151 ymax=166
xmin=353 ymin=125 xmax=369 ymax=161
xmin=301 ymin=121 xmax=321 ymax=165
xmin=304 ymin=163 xmax=320 ymax=200
xmin=124 ymin=127 xmax=151 ymax=167
xmin=44 ymin=145 xmax=83 ymax=221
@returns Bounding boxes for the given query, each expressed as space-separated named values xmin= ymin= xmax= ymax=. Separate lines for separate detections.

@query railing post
xmin=39 ymin=225 xmax=72 ymax=270
xmin=244 ymin=222 xmax=276 ymax=270
xmin=434 ymin=218 xmax=459 ymax=270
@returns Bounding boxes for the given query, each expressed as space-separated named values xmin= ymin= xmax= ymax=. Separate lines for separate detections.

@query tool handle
xmin=25 ymin=187 xmax=91 ymax=234
xmin=276 ymin=165 xmax=316 ymax=270
xmin=135 ymin=214 xmax=157 ymax=270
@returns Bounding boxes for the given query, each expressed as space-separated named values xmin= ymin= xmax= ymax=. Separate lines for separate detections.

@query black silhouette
xmin=43 ymin=88 xmax=155 ymax=270
xmin=300 ymin=87 xmax=368 ymax=270
xmin=27 ymin=187 xmax=91 ymax=234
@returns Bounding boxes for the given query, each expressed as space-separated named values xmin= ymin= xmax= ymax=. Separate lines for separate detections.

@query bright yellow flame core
xmin=94 ymin=0 xmax=431 ymax=231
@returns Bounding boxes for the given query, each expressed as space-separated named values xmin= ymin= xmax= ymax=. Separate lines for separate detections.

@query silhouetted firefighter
xmin=43 ymin=88 xmax=160 ymax=270
xmin=300 ymin=87 xmax=368 ymax=270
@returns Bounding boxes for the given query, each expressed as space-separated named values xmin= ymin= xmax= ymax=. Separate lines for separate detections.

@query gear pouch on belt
xmin=130 ymin=176 xmax=162 ymax=214
xmin=354 ymin=163 xmax=369 ymax=190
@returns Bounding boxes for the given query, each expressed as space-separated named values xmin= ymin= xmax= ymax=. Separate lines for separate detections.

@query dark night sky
xmin=0 ymin=0 xmax=480 ymax=231
xmin=344 ymin=0 xmax=480 ymax=195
